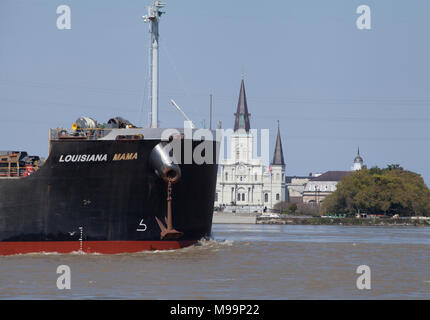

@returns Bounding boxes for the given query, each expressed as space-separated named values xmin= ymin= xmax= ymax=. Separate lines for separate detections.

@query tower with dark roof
xmin=234 ymin=79 xmax=251 ymax=132
xmin=214 ymin=78 xmax=286 ymax=211
xmin=269 ymin=121 xmax=286 ymax=205
xmin=272 ymin=121 xmax=285 ymax=167
xmin=352 ymin=147 xmax=364 ymax=171
xmin=231 ymin=79 xmax=253 ymax=162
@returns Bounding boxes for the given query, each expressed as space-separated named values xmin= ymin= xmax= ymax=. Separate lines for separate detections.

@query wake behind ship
xmin=0 ymin=1 xmax=220 ymax=255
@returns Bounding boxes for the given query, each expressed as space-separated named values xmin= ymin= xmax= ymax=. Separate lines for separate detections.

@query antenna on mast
xmin=209 ymin=94 xmax=213 ymax=130
xmin=143 ymin=1 xmax=166 ymax=128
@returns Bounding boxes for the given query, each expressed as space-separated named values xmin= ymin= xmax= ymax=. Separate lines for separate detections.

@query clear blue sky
xmin=1 ymin=1 xmax=430 ymax=183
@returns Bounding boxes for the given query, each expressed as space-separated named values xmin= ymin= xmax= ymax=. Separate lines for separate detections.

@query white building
xmin=302 ymin=171 xmax=351 ymax=204
xmin=286 ymin=173 xmax=321 ymax=203
xmin=301 ymin=149 xmax=366 ymax=204
xmin=214 ymin=79 xmax=286 ymax=213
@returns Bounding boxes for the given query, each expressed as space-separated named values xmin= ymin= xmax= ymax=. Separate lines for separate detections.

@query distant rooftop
xmin=310 ymin=171 xmax=350 ymax=182
xmin=286 ymin=175 xmax=311 ymax=183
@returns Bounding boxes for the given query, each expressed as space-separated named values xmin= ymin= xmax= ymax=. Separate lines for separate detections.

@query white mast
xmin=143 ymin=1 xmax=165 ymax=128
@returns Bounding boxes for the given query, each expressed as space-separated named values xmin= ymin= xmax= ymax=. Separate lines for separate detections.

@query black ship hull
xmin=0 ymin=136 xmax=219 ymax=255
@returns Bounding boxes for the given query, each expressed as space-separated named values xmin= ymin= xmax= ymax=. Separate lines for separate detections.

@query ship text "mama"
xmin=113 ymin=153 xmax=138 ymax=161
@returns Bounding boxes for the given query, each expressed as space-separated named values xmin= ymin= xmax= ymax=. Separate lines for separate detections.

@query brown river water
xmin=1 ymin=224 xmax=430 ymax=299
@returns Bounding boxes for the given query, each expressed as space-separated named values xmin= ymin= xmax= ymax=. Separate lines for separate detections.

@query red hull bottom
xmin=0 ymin=240 xmax=198 ymax=256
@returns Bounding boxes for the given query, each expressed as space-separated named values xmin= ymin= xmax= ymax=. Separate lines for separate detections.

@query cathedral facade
xmin=214 ymin=80 xmax=286 ymax=213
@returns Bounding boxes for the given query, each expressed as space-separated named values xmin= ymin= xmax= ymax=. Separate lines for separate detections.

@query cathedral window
xmin=225 ymin=172 xmax=228 ymax=181
xmin=215 ymin=193 xmax=218 ymax=202
xmin=237 ymin=193 xmax=240 ymax=201
xmin=242 ymin=193 xmax=245 ymax=201
xmin=276 ymin=193 xmax=280 ymax=201
xmin=255 ymin=173 xmax=257 ymax=181
xmin=264 ymin=193 xmax=268 ymax=202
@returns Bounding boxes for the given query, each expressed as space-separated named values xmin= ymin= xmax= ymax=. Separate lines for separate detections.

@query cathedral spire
xmin=234 ymin=79 xmax=251 ymax=132
xmin=272 ymin=121 xmax=285 ymax=166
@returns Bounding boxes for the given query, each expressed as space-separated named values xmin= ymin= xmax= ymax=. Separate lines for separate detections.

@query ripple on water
xmin=2 ymin=225 xmax=430 ymax=299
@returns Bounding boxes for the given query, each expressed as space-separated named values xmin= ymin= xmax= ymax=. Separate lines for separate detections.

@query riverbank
xmin=212 ymin=212 xmax=430 ymax=226
xmin=212 ymin=212 xmax=256 ymax=224
xmin=257 ymin=216 xmax=430 ymax=226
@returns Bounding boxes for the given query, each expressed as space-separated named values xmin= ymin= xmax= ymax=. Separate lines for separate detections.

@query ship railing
xmin=49 ymin=127 xmax=113 ymax=141
xmin=0 ymin=165 xmax=38 ymax=178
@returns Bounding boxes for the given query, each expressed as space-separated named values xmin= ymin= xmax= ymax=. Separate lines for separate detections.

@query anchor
xmin=155 ymin=178 xmax=183 ymax=240
xmin=150 ymin=142 xmax=183 ymax=240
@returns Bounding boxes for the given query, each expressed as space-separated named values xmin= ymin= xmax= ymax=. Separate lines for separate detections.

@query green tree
xmin=321 ymin=166 xmax=430 ymax=216
xmin=288 ymin=203 xmax=298 ymax=214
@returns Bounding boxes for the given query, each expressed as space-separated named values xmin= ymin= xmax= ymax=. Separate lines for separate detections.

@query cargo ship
xmin=0 ymin=1 xmax=219 ymax=255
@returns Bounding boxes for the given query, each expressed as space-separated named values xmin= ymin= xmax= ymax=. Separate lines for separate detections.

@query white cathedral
xmin=214 ymin=79 xmax=286 ymax=213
